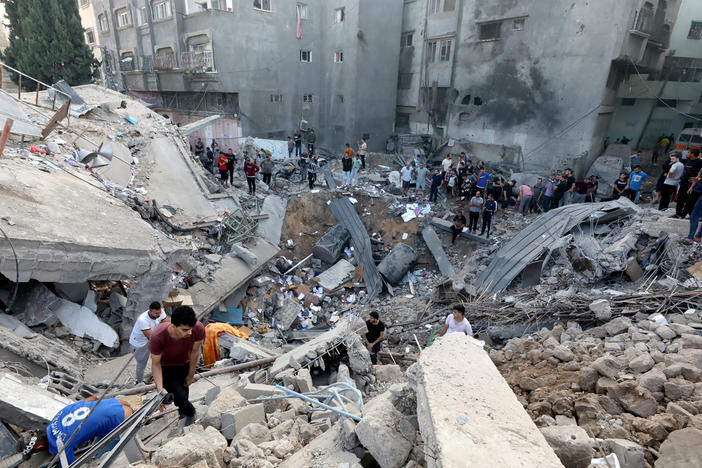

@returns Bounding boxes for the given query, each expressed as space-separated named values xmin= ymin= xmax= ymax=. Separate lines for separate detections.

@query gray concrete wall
xmin=92 ymin=0 xmax=402 ymax=153
xmin=398 ymin=0 xmax=676 ymax=175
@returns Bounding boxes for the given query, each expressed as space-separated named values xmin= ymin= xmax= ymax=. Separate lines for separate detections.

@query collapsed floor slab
xmin=410 ymin=333 xmax=563 ymax=467
xmin=186 ymin=239 xmax=279 ymax=321
xmin=0 ymin=373 xmax=73 ymax=430
xmin=473 ymin=197 xmax=640 ymax=294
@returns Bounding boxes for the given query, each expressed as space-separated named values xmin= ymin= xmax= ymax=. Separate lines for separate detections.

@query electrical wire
xmin=0 ymin=225 xmax=19 ymax=314
xmin=522 ymin=104 xmax=603 ymax=160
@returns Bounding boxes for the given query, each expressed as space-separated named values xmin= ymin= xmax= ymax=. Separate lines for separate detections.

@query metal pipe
xmin=274 ymin=385 xmax=361 ymax=421
xmin=104 ymin=356 xmax=277 ymax=398
xmin=283 ymin=253 xmax=313 ymax=275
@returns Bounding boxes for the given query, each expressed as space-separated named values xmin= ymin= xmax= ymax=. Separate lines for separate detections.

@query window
xmin=473 ymin=96 xmax=482 ymax=105
xmin=300 ymin=50 xmax=312 ymax=62
xmin=396 ymin=112 xmax=410 ymax=129
xmin=155 ymin=47 xmax=176 ymax=70
xmin=689 ymin=21 xmax=702 ymax=40
xmin=297 ymin=3 xmax=308 ymax=19
xmin=85 ymin=28 xmax=95 ymax=44
xmin=334 ymin=51 xmax=343 ymax=63
xmin=116 ymin=8 xmax=132 ymax=28
xmin=303 ymin=94 xmax=313 ymax=103
xmin=513 ymin=18 xmax=525 ymax=30
xmin=80 ymin=0 xmax=90 ymax=7
xmin=439 ymin=39 xmax=452 ymax=61
xmin=479 ymin=21 xmax=501 ymax=40
xmin=270 ymin=94 xmax=283 ymax=103
xmin=335 ymin=7 xmax=345 ymax=23
xmin=459 ymin=112 xmax=470 ymax=121
xmin=254 ymin=0 xmax=272 ymax=12
xmin=427 ymin=41 xmax=437 ymax=62
xmin=398 ymin=73 xmax=412 ymax=89
xmin=211 ymin=0 xmax=226 ymax=10
xmin=621 ymin=98 xmax=636 ymax=106
xmin=401 ymin=32 xmax=413 ymax=48
xmin=337 ymin=95 xmax=344 ymax=104
xmin=427 ymin=39 xmax=452 ymax=62
xmin=429 ymin=0 xmax=440 ymax=14
xmin=98 ymin=13 xmax=109 ymax=32
xmin=120 ymin=51 xmax=136 ymax=71
xmin=152 ymin=1 xmax=172 ymax=20
xmin=443 ymin=0 xmax=456 ymax=11
xmin=461 ymin=94 xmax=471 ymax=105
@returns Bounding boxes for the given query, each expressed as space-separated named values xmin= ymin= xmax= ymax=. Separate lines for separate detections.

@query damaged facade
xmin=89 ymin=0 xmax=402 ymax=153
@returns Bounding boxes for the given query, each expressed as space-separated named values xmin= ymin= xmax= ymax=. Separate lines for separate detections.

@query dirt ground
xmin=280 ymin=191 xmax=422 ymax=260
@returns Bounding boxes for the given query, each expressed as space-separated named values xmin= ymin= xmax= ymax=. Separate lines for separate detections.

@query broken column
xmin=377 ymin=243 xmax=418 ymax=286
xmin=409 ymin=333 xmax=563 ymax=467
xmin=312 ymin=224 xmax=351 ymax=264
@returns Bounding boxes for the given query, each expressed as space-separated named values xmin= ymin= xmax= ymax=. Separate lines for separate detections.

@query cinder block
xmin=220 ymin=403 xmax=265 ymax=439
xmin=292 ymin=368 xmax=315 ymax=393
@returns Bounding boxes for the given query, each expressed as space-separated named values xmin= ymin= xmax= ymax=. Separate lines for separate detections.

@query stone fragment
xmin=664 ymin=378 xmax=695 ymax=401
xmin=681 ymin=333 xmax=702 ymax=349
xmin=552 ymin=345 xmax=575 ymax=362
xmin=540 ymin=425 xmax=593 ymax=468
xmin=340 ymin=418 xmax=360 ymax=450
xmin=607 ymin=382 xmax=658 ymax=418
xmin=602 ymin=439 xmax=645 ymax=468
xmin=654 ymin=428 xmax=702 ymax=467
xmin=356 ymin=392 xmax=414 ymax=468
xmin=518 ymin=375 xmax=540 ymax=391
xmin=345 ymin=334 xmax=372 ymax=375
xmin=221 ymin=404 xmax=266 ymax=439
xmin=201 ymin=388 xmax=247 ymax=429
xmin=259 ymin=439 xmax=295 ymax=459
xmin=632 ymin=417 xmax=668 ymax=441
xmin=624 ymin=257 xmax=643 ymax=281
xmin=655 ymin=325 xmax=677 ymax=340
xmin=605 ymin=317 xmax=631 ymax=336
xmin=578 ymin=367 xmax=599 ymax=393
xmin=629 ymin=353 xmax=655 ymax=373
xmin=639 ymin=369 xmax=667 ymax=394
xmin=589 ymin=299 xmax=612 ymax=321
xmin=663 ymin=363 xmax=702 ymax=382
xmin=291 ymin=368 xmax=314 ymax=393
xmin=231 ymin=422 xmax=272 ymax=446
xmin=153 ymin=425 xmax=227 ymax=468
xmin=592 ymin=356 xmax=622 ymax=379
xmin=374 ymin=364 xmax=403 ymax=383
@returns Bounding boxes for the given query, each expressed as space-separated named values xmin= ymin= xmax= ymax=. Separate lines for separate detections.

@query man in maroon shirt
xmin=149 ymin=305 xmax=205 ymax=425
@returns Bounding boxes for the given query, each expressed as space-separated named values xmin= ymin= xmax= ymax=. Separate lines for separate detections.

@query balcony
xmin=119 ymin=57 xmax=136 ymax=72
xmin=155 ymin=53 xmax=177 ymax=71
xmin=181 ymin=50 xmax=215 ymax=74
xmin=630 ymin=8 xmax=653 ymax=37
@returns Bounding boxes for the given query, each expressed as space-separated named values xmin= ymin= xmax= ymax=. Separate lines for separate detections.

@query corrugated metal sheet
xmin=330 ymin=197 xmax=382 ymax=299
xmin=473 ymin=198 xmax=640 ymax=294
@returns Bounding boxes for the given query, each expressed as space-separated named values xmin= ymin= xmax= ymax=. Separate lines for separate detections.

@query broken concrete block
xmin=109 ymin=291 xmax=127 ymax=311
xmin=231 ymin=243 xmax=258 ymax=266
xmin=231 ymin=422 xmax=272 ymax=446
xmin=377 ymin=243 xmax=418 ymax=286
xmin=374 ymin=364 xmax=403 ymax=384
xmin=625 ymin=257 xmax=643 ymax=281
xmin=654 ymin=428 xmax=702 ymax=468
xmin=220 ymin=404 xmax=266 ymax=439
xmin=602 ymin=438 xmax=645 ymax=468
xmin=292 ymin=368 xmax=314 ymax=393
xmin=356 ymin=391 xmax=414 ymax=468
xmin=346 ymin=334 xmax=373 ymax=375
xmin=313 ymin=259 xmax=355 ymax=291
xmin=0 ymin=373 xmax=73 ymax=429
xmin=274 ymin=297 xmax=302 ymax=331
xmin=54 ymin=282 xmax=90 ymax=303
xmin=540 ymin=425 xmax=593 ymax=468
xmin=201 ymin=387 xmax=247 ymax=429
xmin=340 ymin=418 xmax=360 ymax=450
xmin=589 ymin=299 xmax=612 ymax=321
xmin=82 ymin=289 xmax=97 ymax=313
xmin=153 ymin=425 xmax=227 ymax=468
xmin=312 ymin=224 xmax=351 ymax=264
xmin=279 ymin=422 xmax=361 ymax=468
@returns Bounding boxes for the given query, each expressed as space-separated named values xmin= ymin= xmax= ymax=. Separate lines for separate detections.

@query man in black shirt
xmin=451 ymin=209 xmax=467 ymax=244
xmin=613 ymin=172 xmax=628 ymax=199
xmin=364 ymin=312 xmax=385 ymax=364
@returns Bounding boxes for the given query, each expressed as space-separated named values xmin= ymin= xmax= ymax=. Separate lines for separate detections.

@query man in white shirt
xmin=659 ymin=152 xmax=684 ymax=211
xmin=129 ymin=301 xmax=169 ymax=385
xmin=441 ymin=154 xmax=453 ymax=174
xmin=357 ymin=138 xmax=368 ymax=169
xmin=439 ymin=304 xmax=473 ymax=337
xmin=400 ymin=162 xmax=414 ymax=196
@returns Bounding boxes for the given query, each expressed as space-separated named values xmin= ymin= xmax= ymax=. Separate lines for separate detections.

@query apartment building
xmin=88 ymin=0 xmax=402 ymax=153
xmin=608 ymin=0 xmax=702 ymax=148
xmin=397 ymin=0 xmax=682 ymax=174
xmin=78 ymin=0 xmax=105 ymax=84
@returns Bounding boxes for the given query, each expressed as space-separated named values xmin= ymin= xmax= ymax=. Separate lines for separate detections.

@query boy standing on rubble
xmin=481 ymin=193 xmax=498 ymax=237
xmin=415 ymin=162 xmax=429 ymax=197
xmin=150 ymin=306 xmax=204 ymax=425
xmin=438 ymin=305 xmax=473 ymax=337
xmin=218 ymin=152 xmax=229 ymax=188
xmin=243 ymin=153 xmax=260 ymax=195
xmin=468 ymin=190 xmax=484 ymax=233
xmin=129 ymin=301 xmax=169 ymax=386
xmin=364 ymin=311 xmax=385 ymax=364
xmin=429 ymin=169 xmax=443 ymax=202
xmin=226 ymin=148 xmax=236 ymax=186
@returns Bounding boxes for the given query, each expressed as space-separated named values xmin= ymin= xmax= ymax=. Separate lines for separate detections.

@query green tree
xmin=1 ymin=0 xmax=98 ymax=88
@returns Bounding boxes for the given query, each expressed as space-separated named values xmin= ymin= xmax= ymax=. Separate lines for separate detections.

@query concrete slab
xmin=279 ymin=422 xmax=361 ymax=468
xmin=0 ymin=373 xmax=72 ymax=430
xmin=84 ymin=353 xmax=148 ymax=387
xmin=217 ymin=334 xmax=279 ymax=363
xmin=0 ymin=157 xmax=187 ymax=285
xmin=270 ymin=318 xmax=366 ymax=377
xmin=313 ymin=259 xmax=355 ymax=291
xmin=187 ymin=239 xmax=279 ymax=321
xmin=421 ymin=226 xmax=456 ymax=279
xmin=413 ymin=333 xmax=563 ymax=468
xmin=256 ymin=195 xmax=287 ymax=245
xmin=0 ymin=322 xmax=84 ymax=376
xmin=273 ymin=297 xmax=302 ymax=331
